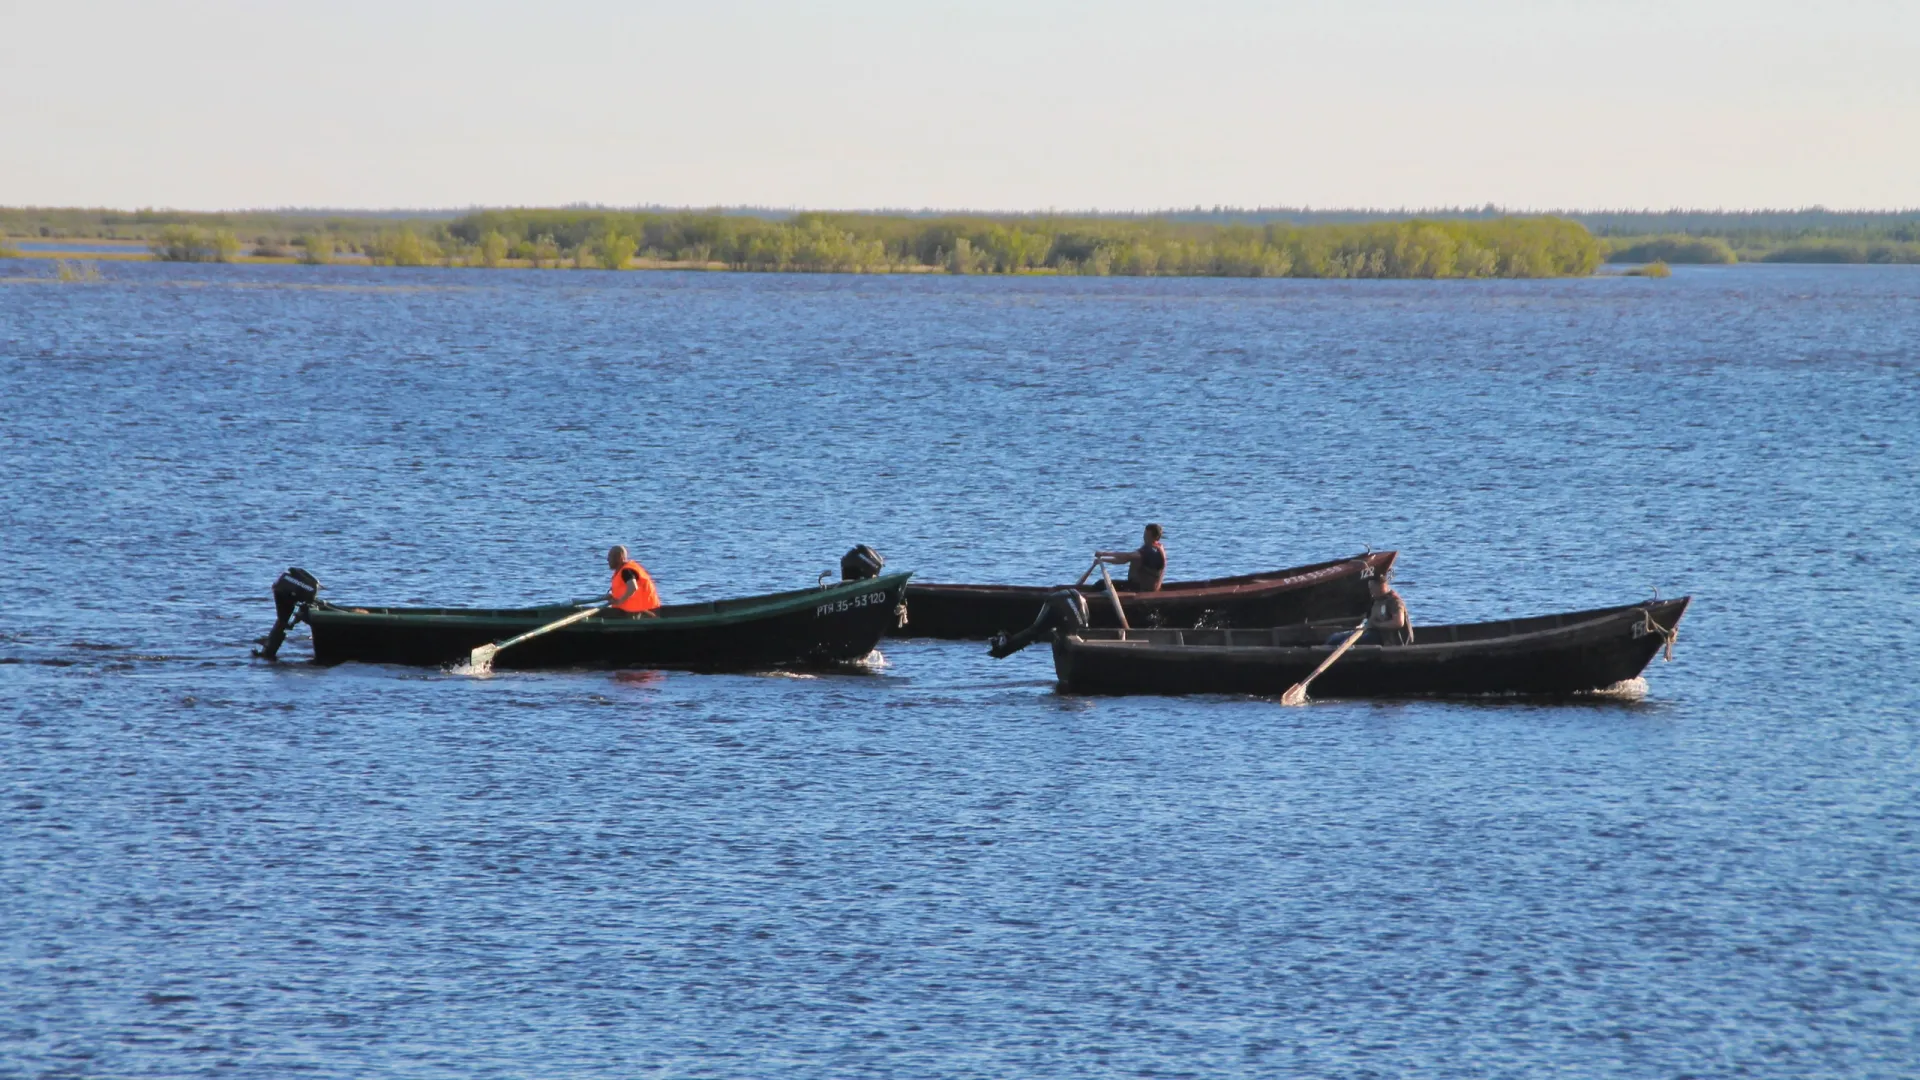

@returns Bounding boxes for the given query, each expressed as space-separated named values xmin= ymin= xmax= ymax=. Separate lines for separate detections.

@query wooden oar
xmin=1097 ymin=563 xmax=1131 ymax=634
xmin=1076 ymin=558 xmax=1102 ymax=587
xmin=1280 ymin=620 xmax=1367 ymax=706
xmin=464 ymin=605 xmax=604 ymax=671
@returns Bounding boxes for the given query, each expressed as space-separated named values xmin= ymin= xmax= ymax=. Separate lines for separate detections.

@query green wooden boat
xmin=305 ymin=572 xmax=912 ymax=671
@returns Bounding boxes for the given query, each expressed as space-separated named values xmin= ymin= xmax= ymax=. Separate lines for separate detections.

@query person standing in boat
xmin=1095 ymin=523 xmax=1167 ymax=592
xmin=593 ymin=545 xmax=661 ymax=616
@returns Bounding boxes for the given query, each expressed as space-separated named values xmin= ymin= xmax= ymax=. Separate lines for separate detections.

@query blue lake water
xmin=4 ymin=241 xmax=148 ymax=255
xmin=3 ymin=260 xmax=1917 ymax=1078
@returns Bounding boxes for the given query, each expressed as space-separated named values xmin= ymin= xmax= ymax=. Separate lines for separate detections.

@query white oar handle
xmin=1097 ymin=563 xmax=1131 ymax=632
xmin=460 ymin=604 xmax=610 ymax=672
xmin=492 ymin=604 xmax=605 ymax=652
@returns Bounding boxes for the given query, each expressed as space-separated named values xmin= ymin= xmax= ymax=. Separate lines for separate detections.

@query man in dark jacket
xmin=1096 ymin=523 xmax=1167 ymax=592
xmin=1367 ymin=571 xmax=1413 ymax=646
xmin=1329 ymin=572 xmax=1414 ymax=647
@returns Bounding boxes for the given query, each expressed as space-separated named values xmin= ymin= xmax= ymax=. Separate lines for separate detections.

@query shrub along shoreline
xmin=429 ymin=211 xmax=1603 ymax=277
xmin=9 ymin=206 xmax=1918 ymax=270
xmin=4 ymin=212 xmax=1603 ymax=278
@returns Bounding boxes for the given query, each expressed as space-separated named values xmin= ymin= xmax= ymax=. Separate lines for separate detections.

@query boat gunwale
xmin=910 ymin=551 xmax=1396 ymax=600
xmin=1059 ymin=597 xmax=1690 ymax=659
xmin=306 ymin=571 xmax=914 ymax=631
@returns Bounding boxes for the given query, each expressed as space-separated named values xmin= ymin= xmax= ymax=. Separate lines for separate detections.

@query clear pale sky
xmin=2 ymin=0 xmax=1916 ymax=211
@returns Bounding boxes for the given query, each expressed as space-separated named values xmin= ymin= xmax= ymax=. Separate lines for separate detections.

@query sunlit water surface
xmin=3 ymin=262 xmax=1916 ymax=1078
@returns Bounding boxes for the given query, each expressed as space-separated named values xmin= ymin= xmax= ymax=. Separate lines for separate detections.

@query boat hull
xmin=1051 ymin=598 xmax=1690 ymax=699
xmin=897 ymin=552 xmax=1397 ymax=639
xmin=306 ymin=572 xmax=912 ymax=671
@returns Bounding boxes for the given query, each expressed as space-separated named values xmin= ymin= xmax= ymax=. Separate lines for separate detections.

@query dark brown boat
xmin=304 ymin=572 xmax=912 ymax=671
xmin=1049 ymin=597 xmax=1690 ymax=699
xmin=897 ymin=551 xmax=1398 ymax=639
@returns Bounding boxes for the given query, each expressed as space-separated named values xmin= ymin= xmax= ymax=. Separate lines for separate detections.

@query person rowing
xmin=591 ymin=545 xmax=661 ymax=617
xmin=1366 ymin=570 xmax=1413 ymax=645
xmin=1094 ymin=523 xmax=1167 ymax=592
xmin=466 ymin=545 xmax=662 ymax=669
xmin=1326 ymin=570 xmax=1413 ymax=647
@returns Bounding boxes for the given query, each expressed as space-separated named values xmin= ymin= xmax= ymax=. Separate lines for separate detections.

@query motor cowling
xmin=988 ymin=588 xmax=1088 ymax=659
xmin=258 ymin=567 xmax=322 ymax=661
xmin=841 ymin=545 xmax=885 ymax=581
xmin=1051 ymin=588 xmax=1089 ymax=631
xmin=277 ymin=567 xmax=321 ymax=605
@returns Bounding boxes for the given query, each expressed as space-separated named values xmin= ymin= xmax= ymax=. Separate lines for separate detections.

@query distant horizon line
xmin=8 ymin=202 xmax=1920 ymax=218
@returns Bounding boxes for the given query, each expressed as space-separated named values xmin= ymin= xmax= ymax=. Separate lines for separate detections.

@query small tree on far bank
xmin=149 ymin=225 xmax=241 ymax=262
xmin=369 ymin=228 xmax=441 ymax=266
xmin=298 ymin=233 xmax=333 ymax=265
xmin=479 ymin=231 xmax=508 ymax=268
xmin=211 ymin=230 xmax=242 ymax=262
xmin=597 ymin=229 xmax=637 ymax=270
xmin=946 ymin=237 xmax=985 ymax=274
xmin=151 ymin=226 xmax=213 ymax=261
xmin=511 ymin=235 xmax=560 ymax=268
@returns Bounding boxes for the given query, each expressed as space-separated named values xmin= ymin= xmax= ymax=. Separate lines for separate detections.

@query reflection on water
xmin=7 ymin=239 xmax=148 ymax=254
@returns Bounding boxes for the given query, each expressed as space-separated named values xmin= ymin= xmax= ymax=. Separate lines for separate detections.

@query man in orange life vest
xmin=593 ymin=545 xmax=661 ymax=616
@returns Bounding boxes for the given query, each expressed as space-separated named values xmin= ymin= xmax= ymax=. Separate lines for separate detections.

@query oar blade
xmin=462 ymin=643 xmax=499 ymax=673
xmin=1278 ymin=620 xmax=1366 ymax=706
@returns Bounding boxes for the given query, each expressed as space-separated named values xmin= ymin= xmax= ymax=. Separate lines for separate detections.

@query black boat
xmin=1047 ymin=597 xmax=1690 ymax=698
xmin=897 ymin=552 xmax=1398 ymax=639
xmin=305 ymin=572 xmax=912 ymax=671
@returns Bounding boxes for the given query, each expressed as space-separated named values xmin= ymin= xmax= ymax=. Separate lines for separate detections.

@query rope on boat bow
xmin=1638 ymin=607 xmax=1678 ymax=662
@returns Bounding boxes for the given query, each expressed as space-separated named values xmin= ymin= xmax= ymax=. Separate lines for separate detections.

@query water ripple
xmin=2 ymin=262 xmax=1917 ymax=1078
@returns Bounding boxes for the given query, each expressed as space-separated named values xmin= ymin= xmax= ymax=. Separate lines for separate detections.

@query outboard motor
xmin=840 ymin=544 xmax=885 ymax=582
xmin=256 ymin=567 xmax=321 ymax=660
xmin=988 ymin=588 xmax=1089 ymax=659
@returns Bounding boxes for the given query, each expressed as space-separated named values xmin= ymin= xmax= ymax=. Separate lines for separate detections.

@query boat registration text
xmin=817 ymin=591 xmax=890 ymax=618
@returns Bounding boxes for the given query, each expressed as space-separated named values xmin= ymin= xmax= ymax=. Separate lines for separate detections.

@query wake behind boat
xmin=303 ymin=572 xmax=912 ymax=671
xmin=1049 ymin=597 xmax=1690 ymax=699
xmin=897 ymin=551 xmax=1398 ymax=639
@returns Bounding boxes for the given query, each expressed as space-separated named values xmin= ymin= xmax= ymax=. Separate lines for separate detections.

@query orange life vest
xmin=610 ymin=560 xmax=660 ymax=612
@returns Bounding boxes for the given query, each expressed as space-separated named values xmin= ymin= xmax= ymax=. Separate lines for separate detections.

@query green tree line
xmin=1 ymin=206 xmax=452 ymax=247
xmin=438 ymin=211 xmax=1601 ymax=277
xmin=14 ymin=204 xmax=1918 ymax=269
xmin=1599 ymin=232 xmax=1920 ymax=264
xmin=1601 ymin=235 xmax=1738 ymax=264
xmin=1580 ymin=211 xmax=1920 ymax=263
